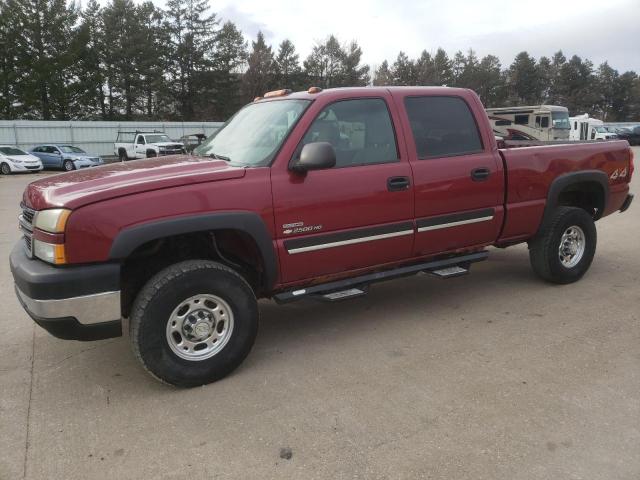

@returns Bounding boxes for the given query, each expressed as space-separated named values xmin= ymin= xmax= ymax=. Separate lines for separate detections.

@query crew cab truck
xmin=10 ymin=87 xmax=634 ymax=387
xmin=114 ymin=130 xmax=185 ymax=161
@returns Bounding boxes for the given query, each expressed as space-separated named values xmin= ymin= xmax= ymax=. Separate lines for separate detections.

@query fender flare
xmin=109 ymin=212 xmax=278 ymax=290
xmin=538 ymin=169 xmax=609 ymax=232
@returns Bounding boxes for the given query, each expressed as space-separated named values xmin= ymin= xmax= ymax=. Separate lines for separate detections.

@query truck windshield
xmin=194 ymin=99 xmax=310 ymax=166
xmin=551 ymin=111 xmax=570 ymax=129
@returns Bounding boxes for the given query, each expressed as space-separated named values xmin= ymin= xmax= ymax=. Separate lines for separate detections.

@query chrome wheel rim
xmin=166 ymin=294 xmax=234 ymax=361
xmin=64 ymin=161 xmax=73 ymax=171
xmin=558 ymin=225 xmax=585 ymax=268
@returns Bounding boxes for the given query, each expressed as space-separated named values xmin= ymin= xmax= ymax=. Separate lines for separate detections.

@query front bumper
xmin=10 ymin=244 xmax=122 ymax=341
xmin=9 ymin=162 xmax=42 ymax=172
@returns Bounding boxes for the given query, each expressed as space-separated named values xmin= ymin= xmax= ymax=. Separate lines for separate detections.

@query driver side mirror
xmin=291 ymin=142 xmax=336 ymax=173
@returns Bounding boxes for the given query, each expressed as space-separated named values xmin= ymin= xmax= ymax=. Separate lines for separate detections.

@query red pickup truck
xmin=10 ymin=87 xmax=634 ymax=387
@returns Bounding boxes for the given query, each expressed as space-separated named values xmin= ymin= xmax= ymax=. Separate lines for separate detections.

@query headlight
xmin=34 ymin=208 xmax=71 ymax=233
xmin=33 ymin=239 xmax=66 ymax=264
xmin=10 ymin=157 xmax=23 ymax=163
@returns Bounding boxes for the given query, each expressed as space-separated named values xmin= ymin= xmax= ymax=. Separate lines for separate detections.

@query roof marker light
xmin=307 ymin=86 xmax=322 ymax=94
xmin=263 ymin=89 xmax=292 ymax=98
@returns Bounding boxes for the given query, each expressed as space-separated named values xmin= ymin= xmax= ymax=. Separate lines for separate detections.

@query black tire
xmin=146 ymin=150 xmax=157 ymax=158
xmin=529 ymin=206 xmax=597 ymax=284
xmin=129 ymin=260 xmax=258 ymax=387
xmin=0 ymin=162 xmax=10 ymax=175
xmin=118 ymin=149 xmax=128 ymax=162
xmin=63 ymin=160 xmax=75 ymax=171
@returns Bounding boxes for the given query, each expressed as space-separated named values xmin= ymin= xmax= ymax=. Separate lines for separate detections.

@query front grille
xmin=24 ymin=233 xmax=32 ymax=253
xmin=19 ymin=204 xmax=35 ymax=258
xmin=22 ymin=205 xmax=35 ymax=225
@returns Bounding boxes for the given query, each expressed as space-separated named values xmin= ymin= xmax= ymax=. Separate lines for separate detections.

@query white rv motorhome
xmin=569 ymin=114 xmax=619 ymax=141
xmin=485 ymin=105 xmax=570 ymax=141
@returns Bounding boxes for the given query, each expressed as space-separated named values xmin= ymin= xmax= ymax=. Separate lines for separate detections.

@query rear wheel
xmin=63 ymin=160 xmax=75 ymax=171
xmin=529 ymin=206 xmax=597 ymax=284
xmin=0 ymin=163 xmax=10 ymax=175
xmin=129 ymin=260 xmax=259 ymax=387
xmin=118 ymin=150 xmax=128 ymax=162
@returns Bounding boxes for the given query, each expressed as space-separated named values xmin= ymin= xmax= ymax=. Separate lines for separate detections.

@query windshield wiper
xmin=209 ymin=153 xmax=231 ymax=162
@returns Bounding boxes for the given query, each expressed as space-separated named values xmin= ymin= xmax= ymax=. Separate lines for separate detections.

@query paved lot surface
xmin=1 ymin=154 xmax=639 ymax=480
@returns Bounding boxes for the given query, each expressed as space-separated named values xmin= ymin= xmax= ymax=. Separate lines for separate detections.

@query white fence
xmin=0 ymin=120 xmax=224 ymax=157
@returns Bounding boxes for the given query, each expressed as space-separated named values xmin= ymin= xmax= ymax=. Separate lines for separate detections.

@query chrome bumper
xmin=15 ymin=287 xmax=121 ymax=325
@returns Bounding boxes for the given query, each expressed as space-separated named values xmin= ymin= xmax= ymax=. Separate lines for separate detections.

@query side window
xmin=541 ymin=117 xmax=549 ymax=128
xmin=495 ymin=119 xmax=511 ymax=126
xmin=45 ymin=146 xmax=56 ymax=154
xmin=515 ymin=114 xmax=529 ymax=125
xmin=591 ymin=129 xmax=596 ymax=140
xmin=535 ymin=116 xmax=541 ymax=128
xmin=32 ymin=147 xmax=43 ymax=153
xmin=137 ymin=136 xmax=145 ymax=145
xmin=404 ymin=96 xmax=483 ymax=159
xmin=295 ymin=98 xmax=398 ymax=168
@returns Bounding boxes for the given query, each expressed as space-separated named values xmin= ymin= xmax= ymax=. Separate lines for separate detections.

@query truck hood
xmin=24 ymin=155 xmax=245 ymax=210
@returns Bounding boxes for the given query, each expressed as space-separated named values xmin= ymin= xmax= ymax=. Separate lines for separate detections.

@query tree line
xmin=1 ymin=0 xmax=638 ymax=122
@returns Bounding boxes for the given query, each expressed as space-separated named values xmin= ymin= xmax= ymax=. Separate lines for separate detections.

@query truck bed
xmin=497 ymin=140 xmax=632 ymax=243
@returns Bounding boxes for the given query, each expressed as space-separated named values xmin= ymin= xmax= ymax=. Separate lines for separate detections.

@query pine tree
xmin=274 ymin=39 xmax=302 ymax=90
xmin=72 ymin=0 xmax=106 ymax=118
xmin=373 ymin=60 xmax=393 ymax=86
xmin=212 ymin=21 xmax=247 ymax=118
xmin=508 ymin=51 xmax=541 ymax=104
xmin=0 ymin=0 xmax=20 ymax=118
xmin=9 ymin=0 xmax=78 ymax=119
xmin=594 ymin=62 xmax=618 ymax=120
xmin=164 ymin=0 xmax=217 ymax=119
xmin=476 ymin=55 xmax=504 ymax=107
xmin=432 ymin=48 xmax=453 ymax=86
xmin=392 ymin=51 xmax=414 ymax=85
xmin=341 ymin=41 xmax=370 ymax=86
xmin=414 ymin=50 xmax=434 ymax=85
xmin=304 ymin=35 xmax=345 ymax=88
xmin=243 ymin=31 xmax=275 ymax=100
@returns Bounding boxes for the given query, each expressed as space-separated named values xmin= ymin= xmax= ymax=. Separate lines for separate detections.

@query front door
xmin=393 ymin=92 xmax=505 ymax=257
xmin=271 ymin=94 xmax=414 ymax=284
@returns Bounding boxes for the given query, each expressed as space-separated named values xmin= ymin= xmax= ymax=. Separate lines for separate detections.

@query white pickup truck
xmin=114 ymin=131 xmax=186 ymax=161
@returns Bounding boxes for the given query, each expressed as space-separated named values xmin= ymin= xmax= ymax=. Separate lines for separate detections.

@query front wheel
xmin=63 ymin=160 xmax=75 ymax=171
xmin=528 ymin=206 xmax=597 ymax=284
xmin=129 ymin=260 xmax=259 ymax=387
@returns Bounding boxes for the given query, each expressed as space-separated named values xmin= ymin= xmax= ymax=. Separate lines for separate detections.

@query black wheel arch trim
xmin=538 ymin=170 xmax=609 ymax=233
xmin=109 ymin=212 xmax=279 ymax=291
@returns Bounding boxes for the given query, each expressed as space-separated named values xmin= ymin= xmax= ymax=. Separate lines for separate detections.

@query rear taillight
xmin=630 ymin=147 xmax=635 ymax=181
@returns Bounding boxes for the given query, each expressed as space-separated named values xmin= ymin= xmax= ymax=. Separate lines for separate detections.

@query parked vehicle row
xmin=0 ymin=144 xmax=104 ymax=175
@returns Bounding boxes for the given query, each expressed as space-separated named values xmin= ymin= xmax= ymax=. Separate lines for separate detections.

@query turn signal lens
xmin=33 ymin=239 xmax=67 ymax=265
xmin=629 ymin=147 xmax=634 ymax=181
xmin=34 ymin=208 xmax=71 ymax=233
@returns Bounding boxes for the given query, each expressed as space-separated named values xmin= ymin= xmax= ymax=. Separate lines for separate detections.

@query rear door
xmin=270 ymin=92 xmax=414 ymax=284
xmin=393 ymin=91 xmax=504 ymax=257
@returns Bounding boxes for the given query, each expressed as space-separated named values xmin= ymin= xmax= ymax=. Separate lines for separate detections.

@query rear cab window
xmin=403 ymin=96 xmax=483 ymax=159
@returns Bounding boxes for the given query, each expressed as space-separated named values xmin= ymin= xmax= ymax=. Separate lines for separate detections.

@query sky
xmin=208 ymin=0 xmax=640 ymax=73
xmin=107 ymin=0 xmax=640 ymax=73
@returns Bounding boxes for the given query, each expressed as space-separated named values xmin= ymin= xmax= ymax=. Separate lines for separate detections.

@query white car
xmin=0 ymin=146 xmax=43 ymax=174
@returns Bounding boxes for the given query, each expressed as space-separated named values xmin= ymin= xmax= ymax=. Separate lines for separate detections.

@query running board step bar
xmin=429 ymin=266 xmax=469 ymax=278
xmin=273 ymin=251 xmax=488 ymax=304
